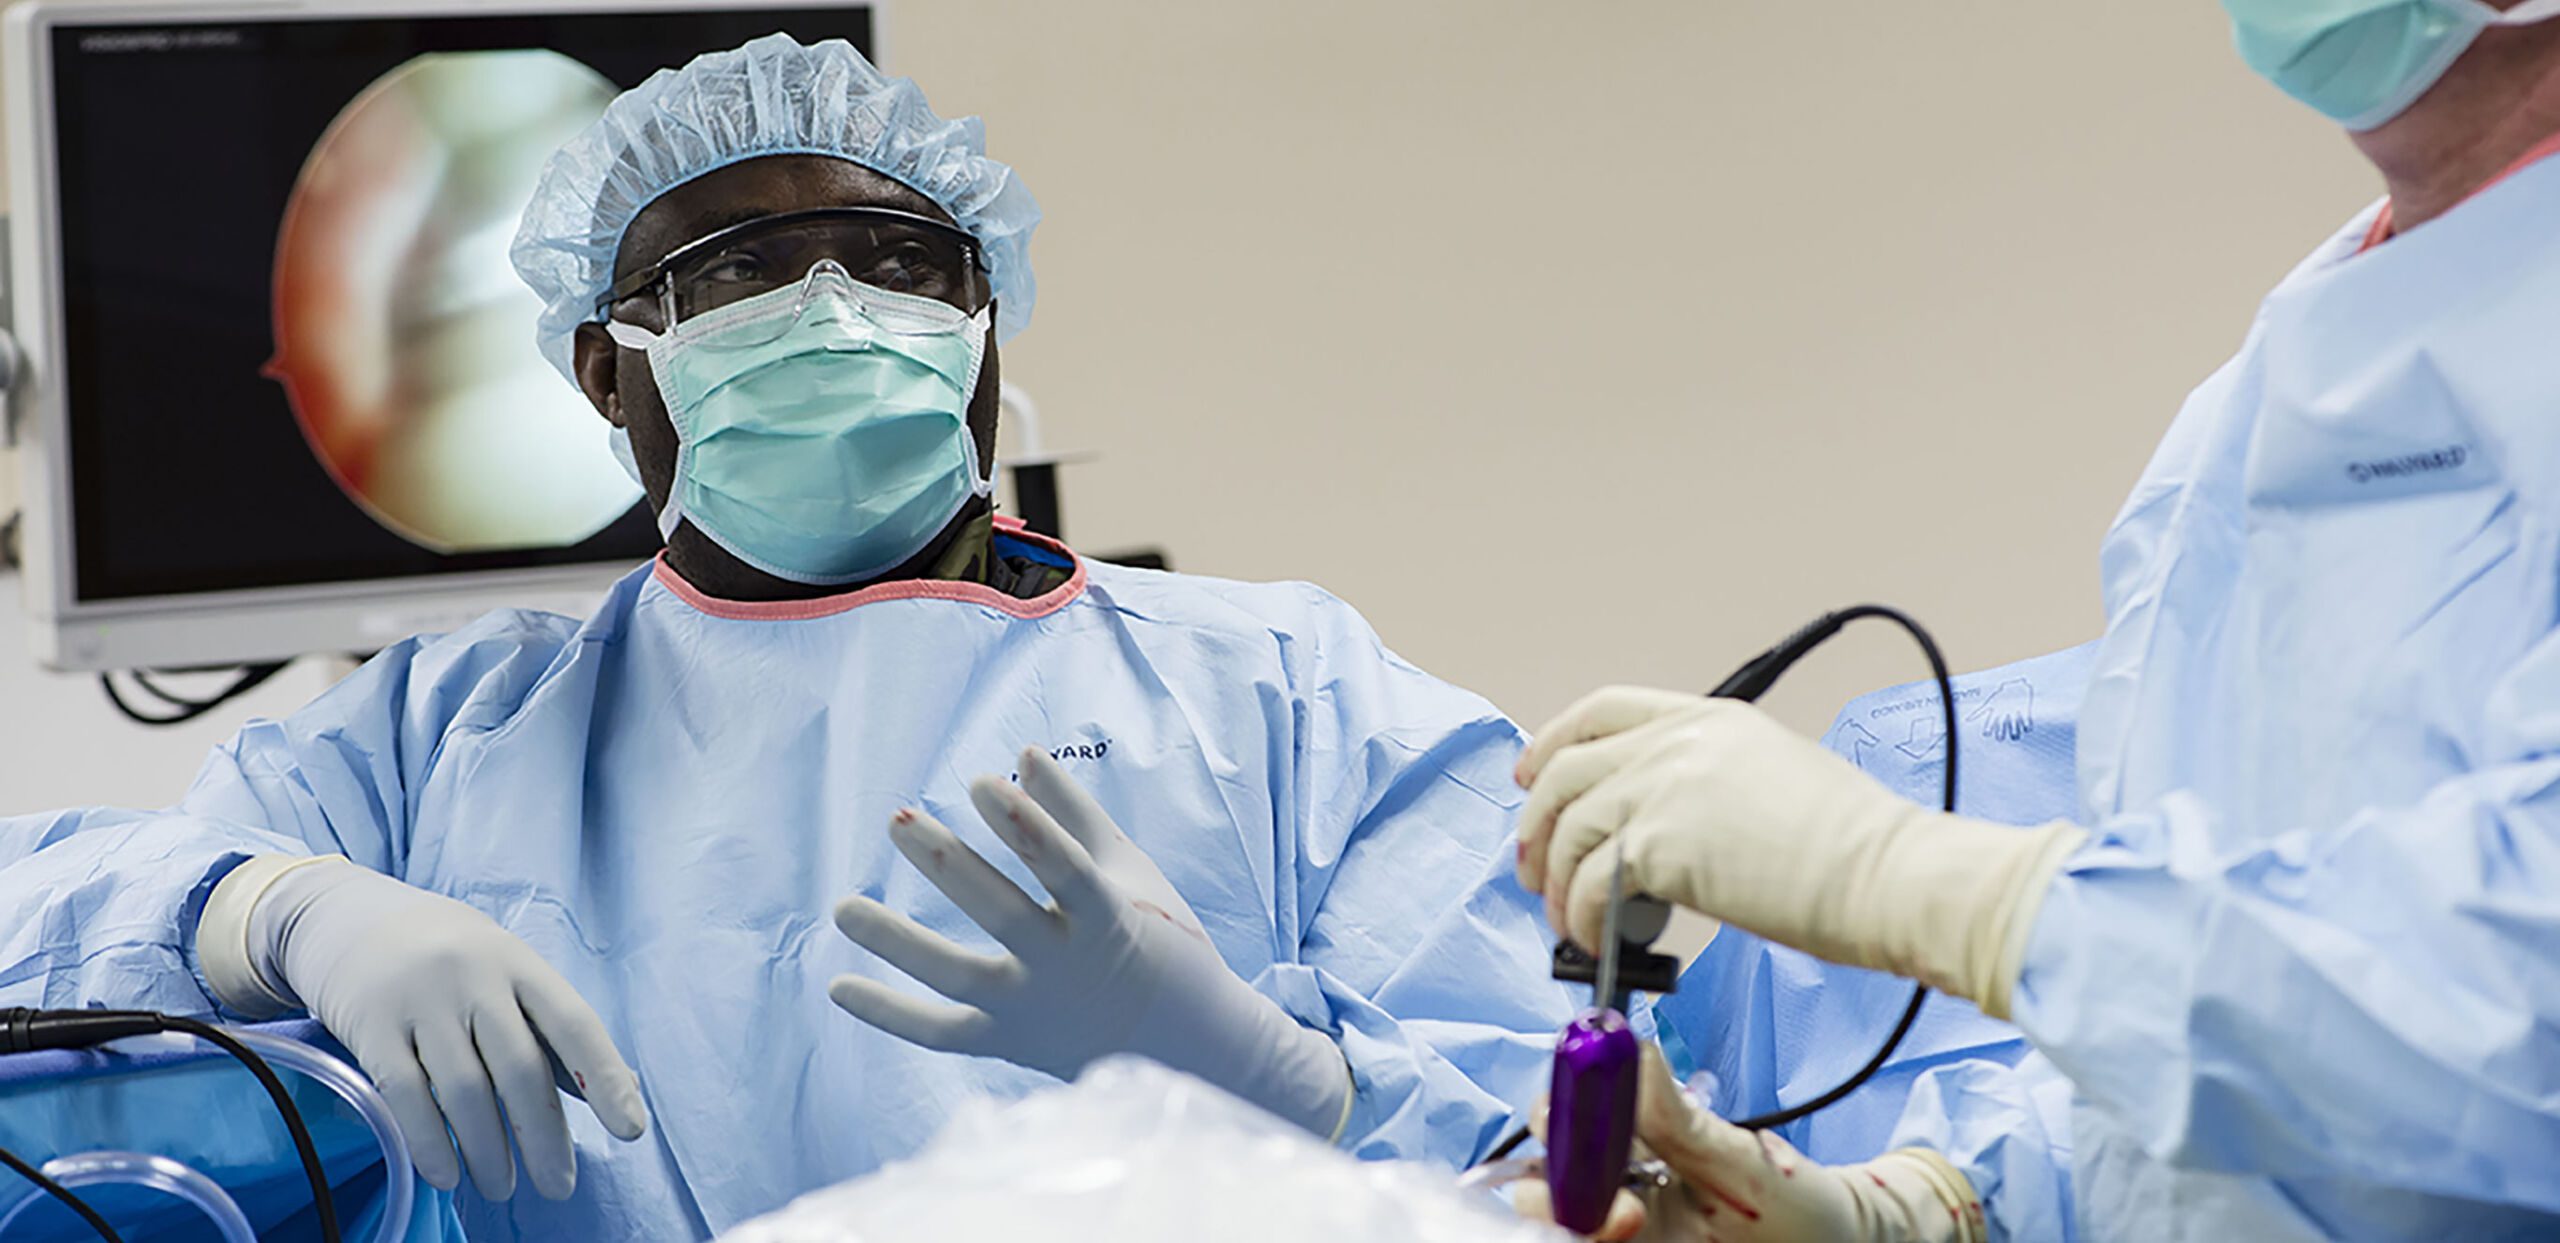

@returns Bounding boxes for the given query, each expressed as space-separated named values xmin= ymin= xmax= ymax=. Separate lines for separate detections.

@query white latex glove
xmin=829 ymin=748 xmax=1354 ymax=1139
xmin=199 ymin=856 xmax=649 ymax=1200
xmin=1515 ymin=688 xmax=2084 ymax=1019
xmin=1518 ymin=1045 xmax=1985 ymax=1243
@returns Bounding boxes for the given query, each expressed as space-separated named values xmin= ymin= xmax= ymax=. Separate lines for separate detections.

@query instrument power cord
xmin=100 ymin=662 xmax=292 ymax=727
xmin=1 ymin=1008 xmax=344 ymax=1243
xmin=1719 ymin=604 xmax=1952 ymax=1131
xmin=1480 ymin=603 xmax=1959 ymax=1163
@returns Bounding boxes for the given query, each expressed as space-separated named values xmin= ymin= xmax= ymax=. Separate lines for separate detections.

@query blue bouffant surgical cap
xmin=511 ymin=33 xmax=1040 ymax=382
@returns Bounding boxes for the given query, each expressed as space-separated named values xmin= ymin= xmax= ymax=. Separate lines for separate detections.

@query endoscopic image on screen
xmin=47 ymin=7 xmax=875 ymax=601
xmin=269 ymin=50 xmax=634 ymax=557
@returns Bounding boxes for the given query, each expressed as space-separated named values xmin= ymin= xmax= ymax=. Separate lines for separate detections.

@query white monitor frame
xmin=4 ymin=0 xmax=883 ymax=671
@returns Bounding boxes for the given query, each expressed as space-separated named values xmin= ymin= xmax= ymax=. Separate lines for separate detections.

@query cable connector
xmin=1709 ymin=611 xmax=1851 ymax=703
xmin=1 ymin=1007 xmax=167 ymax=1054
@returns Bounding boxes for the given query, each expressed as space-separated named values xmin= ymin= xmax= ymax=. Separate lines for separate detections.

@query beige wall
xmin=898 ymin=0 xmax=2376 ymax=735
xmin=0 ymin=1 xmax=2378 ymax=813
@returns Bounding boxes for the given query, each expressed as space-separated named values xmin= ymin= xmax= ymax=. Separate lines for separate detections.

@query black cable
xmin=98 ymin=677 xmax=181 ymax=725
xmin=1730 ymin=605 xmax=1953 ymax=1132
xmin=130 ymin=665 xmax=288 ymax=712
xmin=161 ymin=1018 xmax=343 ymax=1243
xmin=1 ymin=1009 xmax=343 ymax=1243
xmin=1480 ymin=604 xmax=1962 ymax=1161
xmin=1733 ymin=988 xmax=1931 ymax=1131
xmin=99 ymin=675 xmax=194 ymax=725
xmin=0 ymin=1141 xmax=122 ymax=1242
xmin=1481 ymin=1120 xmax=1531 ymax=1164
xmin=131 ymin=671 xmax=240 ymax=710
xmin=100 ymin=661 xmax=290 ymax=726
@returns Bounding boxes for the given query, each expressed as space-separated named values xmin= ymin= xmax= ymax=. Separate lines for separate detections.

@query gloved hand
xmin=1517 ymin=1045 xmax=1985 ymax=1243
xmin=830 ymin=748 xmax=1354 ymax=1139
xmin=199 ymin=856 xmax=649 ymax=1200
xmin=1515 ymin=688 xmax=2084 ymax=1019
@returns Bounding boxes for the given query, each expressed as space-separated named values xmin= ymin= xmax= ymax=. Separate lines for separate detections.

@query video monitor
xmin=6 ymin=1 xmax=876 ymax=670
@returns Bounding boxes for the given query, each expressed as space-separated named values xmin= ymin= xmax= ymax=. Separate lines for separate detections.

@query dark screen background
xmin=49 ymin=7 xmax=875 ymax=601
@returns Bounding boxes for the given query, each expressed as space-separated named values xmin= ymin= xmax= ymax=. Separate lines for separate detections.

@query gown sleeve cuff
xmin=1886 ymin=1054 xmax=2081 ymax=1243
xmin=1248 ymin=961 xmax=1552 ymax=1168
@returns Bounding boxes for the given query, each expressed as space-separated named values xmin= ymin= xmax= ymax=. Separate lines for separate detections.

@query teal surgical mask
xmin=607 ymin=261 xmax=993 ymax=585
xmin=2224 ymin=0 xmax=2560 ymax=131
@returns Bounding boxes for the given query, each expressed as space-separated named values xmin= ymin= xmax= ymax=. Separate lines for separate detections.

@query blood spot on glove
xmin=575 ymin=1071 xmax=587 ymax=1092
xmin=1132 ymin=899 xmax=1211 ymax=946
xmin=1870 ymin=1171 xmax=1890 ymax=1190
xmin=1700 ymin=1183 xmax=1759 ymax=1221
xmin=1002 ymin=810 xmax=1043 ymax=861
xmin=1755 ymin=1130 xmax=1793 ymax=1174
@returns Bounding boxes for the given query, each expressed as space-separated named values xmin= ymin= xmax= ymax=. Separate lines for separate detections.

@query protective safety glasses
xmin=599 ymin=206 xmax=989 ymax=327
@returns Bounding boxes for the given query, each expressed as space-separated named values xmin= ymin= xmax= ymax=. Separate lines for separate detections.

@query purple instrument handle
xmin=1545 ymin=1007 xmax=1639 ymax=1235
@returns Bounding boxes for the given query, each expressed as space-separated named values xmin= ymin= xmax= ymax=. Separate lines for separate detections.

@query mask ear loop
xmin=602 ymin=290 xmax=688 ymax=541
xmin=957 ymin=304 xmax=998 ymax=499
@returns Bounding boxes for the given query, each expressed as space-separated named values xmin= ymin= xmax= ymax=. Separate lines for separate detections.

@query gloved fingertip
xmin=1012 ymin=749 xmax=1073 ymax=806
xmin=468 ymin=1163 xmax=516 ymax=1203
xmin=532 ymin=1161 xmax=576 ymax=1201
xmin=607 ymin=1090 xmax=649 ymax=1142
xmin=418 ymin=1160 xmax=461 ymax=1194
xmin=1598 ymin=1190 xmax=1648 ymax=1242
xmin=580 ymin=1067 xmax=649 ymax=1141
xmin=885 ymin=810 xmax=949 ymax=860
xmin=1570 ymin=912 xmax=1604 ymax=960
xmin=832 ymin=894 xmax=882 ymax=937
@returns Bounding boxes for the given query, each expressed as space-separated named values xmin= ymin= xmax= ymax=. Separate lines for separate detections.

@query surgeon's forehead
xmin=614 ymin=155 xmax=956 ymax=281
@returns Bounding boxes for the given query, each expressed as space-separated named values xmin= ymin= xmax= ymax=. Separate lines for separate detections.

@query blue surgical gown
xmin=0 ymin=539 xmax=1574 ymax=1241
xmin=1900 ymin=151 xmax=2560 ymax=1240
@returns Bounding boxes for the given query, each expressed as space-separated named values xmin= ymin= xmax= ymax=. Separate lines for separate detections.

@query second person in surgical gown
xmin=1516 ymin=3 xmax=2560 ymax=1239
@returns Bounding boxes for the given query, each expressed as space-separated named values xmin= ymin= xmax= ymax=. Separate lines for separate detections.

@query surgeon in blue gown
xmin=1516 ymin=4 xmax=2560 ymax=1242
xmin=0 ymin=35 xmax=1572 ymax=1242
